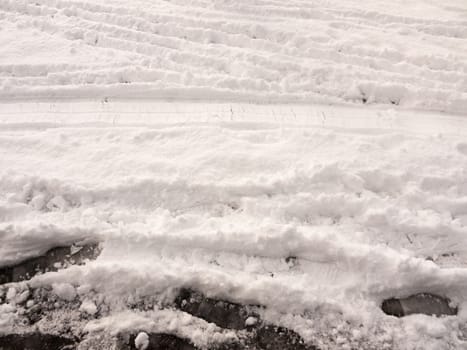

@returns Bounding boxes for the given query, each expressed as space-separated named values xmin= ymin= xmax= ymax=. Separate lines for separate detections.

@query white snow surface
xmin=1 ymin=0 xmax=467 ymax=348
xmin=52 ymin=282 xmax=77 ymax=301
xmin=0 ymin=101 xmax=467 ymax=349
xmin=0 ymin=0 xmax=467 ymax=113
xmin=134 ymin=332 xmax=149 ymax=350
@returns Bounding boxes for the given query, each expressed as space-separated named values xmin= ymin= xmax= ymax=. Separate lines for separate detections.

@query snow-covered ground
xmin=1 ymin=0 xmax=467 ymax=349
xmin=1 ymin=101 xmax=467 ymax=349
xmin=1 ymin=0 xmax=467 ymax=113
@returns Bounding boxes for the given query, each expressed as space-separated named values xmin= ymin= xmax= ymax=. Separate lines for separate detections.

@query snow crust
xmin=1 ymin=0 xmax=467 ymax=114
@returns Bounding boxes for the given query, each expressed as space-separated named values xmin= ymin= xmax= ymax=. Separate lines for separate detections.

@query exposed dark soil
xmin=120 ymin=333 xmax=197 ymax=350
xmin=0 ymin=333 xmax=76 ymax=350
xmin=0 ymin=243 xmax=102 ymax=285
xmin=118 ymin=326 xmax=318 ymax=350
xmin=175 ymin=288 xmax=258 ymax=330
xmin=0 ymin=244 xmax=458 ymax=349
xmin=382 ymin=293 xmax=457 ymax=317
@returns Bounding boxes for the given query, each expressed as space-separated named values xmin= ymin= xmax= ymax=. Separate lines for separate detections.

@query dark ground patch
xmin=0 ymin=333 xmax=76 ymax=350
xmin=1 ymin=253 xmax=456 ymax=349
xmin=175 ymin=288 xmax=258 ymax=330
xmin=172 ymin=289 xmax=318 ymax=350
xmin=254 ymin=325 xmax=316 ymax=350
xmin=382 ymin=293 xmax=457 ymax=317
xmin=0 ymin=242 xmax=101 ymax=285
xmin=119 ymin=326 xmax=318 ymax=350
xmin=0 ymin=286 xmax=319 ymax=350
xmin=119 ymin=333 xmax=197 ymax=350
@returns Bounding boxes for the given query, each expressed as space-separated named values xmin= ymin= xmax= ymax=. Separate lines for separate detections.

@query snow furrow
xmin=1 ymin=0 xmax=466 ymax=113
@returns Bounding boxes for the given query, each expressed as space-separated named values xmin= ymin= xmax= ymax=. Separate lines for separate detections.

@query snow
xmin=1 ymin=0 xmax=467 ymax=348
xmin=80 ymin=299 xmax=97 ymax=315
xmin=52 ymin=282 xmax=77 ymax=301
xmin=83 ymin=307 xmax=238 ymax=348
xmin=134 ymin=332 xmax=149 ymax=350
xmin=0 ymin=101 xmax=466 ymax=347
xmin=245 ymin=316 xmax=258 ymax=327
xmin=0 ymin=0 xmax=466 ymax=114
xmin=6 ymin=288 xmax=16 ymax=302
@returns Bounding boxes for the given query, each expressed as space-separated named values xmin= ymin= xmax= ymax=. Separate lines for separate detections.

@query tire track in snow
xmin=8 ymin=1 xmax=466 ymax=85
xmin=1 ymin=0 xmax=466 ymax=112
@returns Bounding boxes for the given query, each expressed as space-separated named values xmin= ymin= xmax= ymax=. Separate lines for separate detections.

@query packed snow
xmin=1 ymin=0 xmax=467 ymax=349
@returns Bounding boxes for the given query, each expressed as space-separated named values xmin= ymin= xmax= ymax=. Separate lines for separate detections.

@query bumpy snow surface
xmin=1 ymin=0 xmax=467 ymax=349
xmin=1 ymin=0 xmax=467 ymax=113
xmin=2 ymin=102 xmax=467 ymax=349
